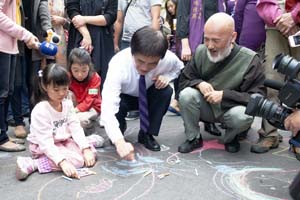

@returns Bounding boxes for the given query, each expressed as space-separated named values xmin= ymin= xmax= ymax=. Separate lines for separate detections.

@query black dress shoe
xmin=138 ymin=132 xmax=160 ymax=151
xmin=204 ymin=122 xmax=221 ymax=136
xmin=178 ymin=136 xmax=203 ymax=153
xmin=225 ymin=136 xmax=240 ymax=153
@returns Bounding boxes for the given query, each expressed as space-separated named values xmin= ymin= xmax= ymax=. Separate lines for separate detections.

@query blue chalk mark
xmin=136 ymin=153 xmax=164 ymax=164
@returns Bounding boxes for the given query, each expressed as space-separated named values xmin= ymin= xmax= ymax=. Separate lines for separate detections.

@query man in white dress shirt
xmin=101 ymin=26 xmax=184 ymax=160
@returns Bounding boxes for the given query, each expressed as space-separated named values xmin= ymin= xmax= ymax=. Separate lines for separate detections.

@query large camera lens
xmin=245 ymin=94 xmax=292 ymax=130
xmin=272 ymin=53 xmax=300 ymax=80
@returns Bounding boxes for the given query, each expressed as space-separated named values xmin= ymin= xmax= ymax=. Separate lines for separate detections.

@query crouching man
xmin=178 ymin=13 xmax=266 ymax=153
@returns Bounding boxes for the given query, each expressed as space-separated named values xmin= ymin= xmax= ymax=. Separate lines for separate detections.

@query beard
xmin=207 ymin=42 xmax=232 ymax=63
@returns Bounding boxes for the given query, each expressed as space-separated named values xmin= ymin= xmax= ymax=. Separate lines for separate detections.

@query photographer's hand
xmin=284 ymin=110 xmax=300 ymax=137
xmin=274 ymin=13 xmax=296 ymax=37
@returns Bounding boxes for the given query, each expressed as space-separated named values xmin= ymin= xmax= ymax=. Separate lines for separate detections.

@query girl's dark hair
xmin=131 ymin=26 xmax=168 ymax=59
xmin=32 ymin=63 xmax=70 ymax=106
xmin=165 ymin=0 xmax=177 ymax=31
xmin=68 ymin=48 xmax=94 ymax=82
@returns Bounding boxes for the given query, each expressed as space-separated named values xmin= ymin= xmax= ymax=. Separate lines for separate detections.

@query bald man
xmin=177 ymin=13 xmax=266 ymax=153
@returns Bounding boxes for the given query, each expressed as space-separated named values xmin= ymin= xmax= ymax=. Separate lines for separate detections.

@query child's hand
xmin=83 ymin=148 xmax=96 ymax=167
xmin=59 ymin=159 xmax=80 ymax=179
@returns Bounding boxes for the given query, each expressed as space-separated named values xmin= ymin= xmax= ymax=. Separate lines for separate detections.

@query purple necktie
xmin=139 ymin=75 xmax=149 ymax=133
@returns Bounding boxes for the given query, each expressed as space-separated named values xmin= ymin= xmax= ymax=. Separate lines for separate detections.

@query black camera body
xmin=245 ymin=53 xmax=300 ymax=129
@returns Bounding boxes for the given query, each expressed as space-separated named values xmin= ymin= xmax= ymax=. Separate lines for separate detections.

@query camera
xmin=245 ymin=54 xmax=300 ymax=200
xmin=246 ymin=53 xmax=300 ymax=123
xmin=245 ymin=93 xmax=292 ymax=130
xmin=245 ymin=53 xmax=300 ymax=155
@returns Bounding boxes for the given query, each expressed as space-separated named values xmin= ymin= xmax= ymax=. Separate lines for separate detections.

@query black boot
xmin=225 ymin=136 xmax=240 ymax=153
xmin=178 ymin=136 xmax=203 ymax=153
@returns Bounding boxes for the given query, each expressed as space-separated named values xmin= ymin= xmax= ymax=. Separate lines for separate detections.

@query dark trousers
xmin=0 ymin=53 xmax=17 ymax=144
xmin=116 ymin=85 xmax=173 ymax=136
xmin=10 ymin=55 xmax=28 ymax=126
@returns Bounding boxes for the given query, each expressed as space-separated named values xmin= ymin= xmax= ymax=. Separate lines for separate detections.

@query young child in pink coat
xmin=16 ymin=64 xmax=103 ymax=180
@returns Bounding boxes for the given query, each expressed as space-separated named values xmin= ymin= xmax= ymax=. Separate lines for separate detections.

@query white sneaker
xmin=16 ymin=157 xmax=36 ymax=180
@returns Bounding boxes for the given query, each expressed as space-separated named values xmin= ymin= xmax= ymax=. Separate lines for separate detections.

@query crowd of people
xmin=1 ymin=0 xmax=300 ymax=185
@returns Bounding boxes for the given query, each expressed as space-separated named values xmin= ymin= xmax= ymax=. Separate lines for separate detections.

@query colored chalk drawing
xmin=34 ymin=126 xmax=298 ymax=200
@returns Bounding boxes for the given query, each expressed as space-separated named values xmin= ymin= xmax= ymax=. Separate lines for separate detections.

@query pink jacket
xmin=0 ymin=0 xmax=33 ymax=54
xmin=257 ymin=0 xmax=300 ymax=26
xmin=28 ymin=99 xmax=90 ymax=165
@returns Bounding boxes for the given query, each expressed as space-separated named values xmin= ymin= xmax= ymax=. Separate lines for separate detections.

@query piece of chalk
xmin=143 ymin=171 xmax=152 ymax=177
xmin=62 ymin=175 xmax=73 ymax=181
xmin=195 ymin=168 xmax=198 ymax=176
xmin=206 ymin=160 xmax=212 ymax=164
xmin=157 ymin=172 xmax=170 ymax=179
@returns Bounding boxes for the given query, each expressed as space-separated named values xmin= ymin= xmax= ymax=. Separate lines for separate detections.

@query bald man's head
xmin=202 ymin=12 xmax=237 ymax=63
xmin=204 ymin=12 xmax=235 ymax=36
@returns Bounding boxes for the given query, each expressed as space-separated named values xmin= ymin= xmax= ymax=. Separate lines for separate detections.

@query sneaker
xmin=225 ymin=136 xmax=240 ymax=153
xmin=16 ymin=157 xmax=36 ymax=180
xmin=14 ymin=125 xmax=27 ymax=138
xmin=250 ymin=136 xmax=279 ymax=153
xmin=87 ymin=134 xmax=105 ymax=148
xmin=178 ymin=136 xmax=203 ymax=153
xmin=125 ymin=111 xmax=139 ymax=121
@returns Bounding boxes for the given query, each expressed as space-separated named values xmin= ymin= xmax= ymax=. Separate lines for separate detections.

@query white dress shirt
xmin=101 ymin=48 xmax=184 ymax=143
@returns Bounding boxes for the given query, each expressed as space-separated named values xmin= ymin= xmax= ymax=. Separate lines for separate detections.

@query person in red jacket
xmin=68 ymin=48 xmax=102 ymax=136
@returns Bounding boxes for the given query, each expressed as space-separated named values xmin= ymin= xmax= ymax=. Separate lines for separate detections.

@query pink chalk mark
xmin=191 ymin=139 xmax=225 ymax=154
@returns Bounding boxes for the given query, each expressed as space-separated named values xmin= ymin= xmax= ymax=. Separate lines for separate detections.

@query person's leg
xmin=16 ymin=140 xmax=94 ymax=180
xmin=11 ymin=55 xmax=27 ymax=138
xmin=178 ymin=87 xmax=215 ymax=153
xmin=115 ymin=94 xmax=138 ymax=133
xmin=76 ymin=109 xmax=99 ymax=135
xmin=20 ymin=55 xmax=30 ymax=117
xmin=222 ymin=106 xmax=253 ymax=153
xmin=147 ymin=85 xmax=173 ymax=135
xmin=0 ymin=53 xmax=25 ymax=151
xmin=137 ymin=85 xmax=172 ymax=151
xmin=179 ymin=87 xmax=215 ymax=140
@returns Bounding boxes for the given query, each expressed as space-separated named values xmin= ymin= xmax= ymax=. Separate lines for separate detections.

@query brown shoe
xmin=14 ymin=125 xmax=27 ymax=138
xmin=250 ymin=136 xmax=279 ymax=153
xmin=0 ymin=141 xmax=25 ymax=152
